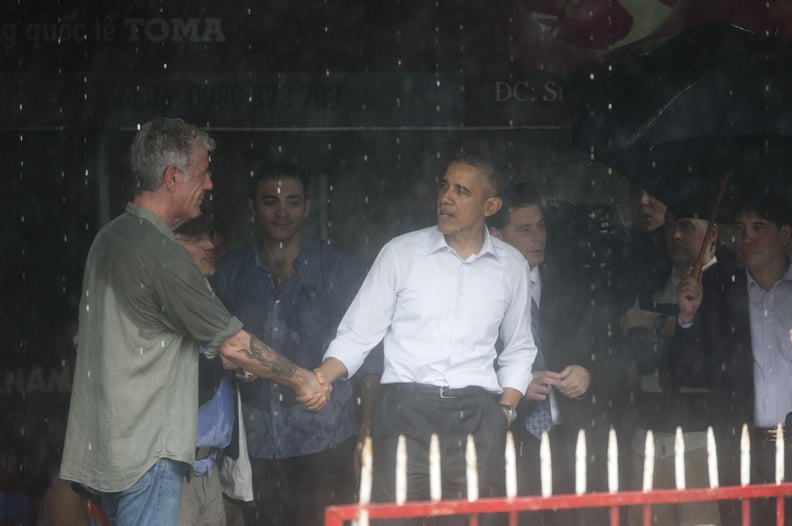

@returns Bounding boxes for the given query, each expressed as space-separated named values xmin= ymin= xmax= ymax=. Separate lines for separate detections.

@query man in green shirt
xmin=60 ymin=118 xmax=330 ymax=526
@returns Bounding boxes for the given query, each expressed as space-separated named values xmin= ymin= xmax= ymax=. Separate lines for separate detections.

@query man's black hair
xmin=174 ymin=214 xmax=215 ymax=239
xmin=487 ymin=181 xmax=543 ymax=230
xmin=732 ymin=192 xmax=792 ymax=228
xmin=249 ymin=161 xmax=310 ymax=200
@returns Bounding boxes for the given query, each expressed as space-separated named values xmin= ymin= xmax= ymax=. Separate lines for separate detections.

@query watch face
xmin=500 ymin=404 xmax=517 ymax=420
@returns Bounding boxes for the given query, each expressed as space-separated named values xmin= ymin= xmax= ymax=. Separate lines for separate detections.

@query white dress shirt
xmin=325 ymin=226 xmax=536 ymax=394
xmin=747 ymin=260 xmax=792 ymax=428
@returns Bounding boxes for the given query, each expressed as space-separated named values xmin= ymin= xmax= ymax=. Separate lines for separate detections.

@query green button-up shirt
xmin=60 ymin=203 xmax=243 ymax=492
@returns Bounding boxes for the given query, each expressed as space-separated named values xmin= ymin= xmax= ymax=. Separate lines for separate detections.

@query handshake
xmin=235 ymin=366 xmax=332 ymax=413
xmin=221 ymin=331 xmax=334 ymax=413
xmin=221 ymin=332 xmax=357 ymax=413
xmin=293 ymin=359 xmax=348 ymax=413
xmin=295 ymin=368 xmax=333 ymax=412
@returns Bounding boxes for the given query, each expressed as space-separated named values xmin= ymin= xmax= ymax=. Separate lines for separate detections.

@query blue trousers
xmin=100 ymin=458 xmax=188 ymax=526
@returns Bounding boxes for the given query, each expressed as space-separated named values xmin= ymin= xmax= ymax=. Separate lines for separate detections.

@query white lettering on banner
xmin=494 ymin=80 xmax=564 ymax=103
xmin=123 ymin=17 xmax=226 ymax=43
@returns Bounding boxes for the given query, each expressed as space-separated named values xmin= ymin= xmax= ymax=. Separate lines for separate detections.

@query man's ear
xmin=707 ymin=222 xmax=719 ymax=242
xmin=780 ymin=223 xmax=792 ymax=247
xmin=484 ymin=196 xmax=502 ymax=218
xmin=163 ymin=165 xmax=181 ymax=192
xmin=304 ymin=199 xmax=312 ymax=219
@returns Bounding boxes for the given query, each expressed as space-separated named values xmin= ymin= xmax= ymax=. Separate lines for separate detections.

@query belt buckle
xmin=439 ymin=386 xmax=457 ymax=399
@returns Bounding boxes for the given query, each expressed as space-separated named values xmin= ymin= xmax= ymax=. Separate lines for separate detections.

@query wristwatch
xmin=499 ymin=404 xmax=517 ymax=426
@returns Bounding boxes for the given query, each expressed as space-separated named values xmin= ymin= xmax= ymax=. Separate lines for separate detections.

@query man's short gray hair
xmin=131 ymin=117 xmax=216 ymax=193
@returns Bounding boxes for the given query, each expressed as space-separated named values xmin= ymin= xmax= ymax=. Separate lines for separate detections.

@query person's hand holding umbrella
xmin=676 ymin=271 xmax=704 ymax=326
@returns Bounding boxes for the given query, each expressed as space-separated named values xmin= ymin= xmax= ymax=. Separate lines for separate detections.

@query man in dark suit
xmin=621 ymin=204 xmax=734 ymax=526
xmin=675 ymin=193 xmax=792 ymax=525
xmin=488 ymin=182 xmax=618 ymax=525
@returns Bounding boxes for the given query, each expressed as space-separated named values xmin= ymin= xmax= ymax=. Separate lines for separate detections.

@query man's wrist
xmin=677 ymin=312 xmax=696 ymax=327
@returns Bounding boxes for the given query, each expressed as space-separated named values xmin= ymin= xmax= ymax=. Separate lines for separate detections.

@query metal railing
xmin=325 ymin=425 xmax=792 ymax=526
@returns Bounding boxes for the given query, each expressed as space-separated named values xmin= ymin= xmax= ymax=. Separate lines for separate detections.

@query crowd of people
xmin=53 ymin=117 xmax=792 ymax=526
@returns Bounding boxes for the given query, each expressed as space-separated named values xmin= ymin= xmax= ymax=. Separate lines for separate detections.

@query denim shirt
xmin=212 ymin=237 xmax=381 ymax=458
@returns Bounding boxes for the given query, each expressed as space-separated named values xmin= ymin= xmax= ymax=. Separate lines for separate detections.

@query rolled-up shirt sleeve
xmin=153 ymin=249 xmax=244 ymax=359
xmin=324 ymin=243 xmax=398 ymax=377
xmin=495 ymin=266 xmax=535 ymax=394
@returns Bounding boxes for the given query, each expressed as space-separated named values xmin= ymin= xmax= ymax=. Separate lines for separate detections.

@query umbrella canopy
xmin=601 ymin=135 xmax=792 ymax=222
xmin=566 ymin=21 xmax=792 ymax=154
xmin=564 ymin=21 xmax=792 ymax=221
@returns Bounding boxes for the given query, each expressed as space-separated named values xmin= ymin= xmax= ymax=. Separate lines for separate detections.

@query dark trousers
xmin=515 ymin=424 xmax=610 ymax=526
xmin=244 ymin=437 xmax=357 ymax=526
xmin=371 ymin=383 xmax=508 ymax=526
xmin=719 ymin=428 xmax=792 ymax=526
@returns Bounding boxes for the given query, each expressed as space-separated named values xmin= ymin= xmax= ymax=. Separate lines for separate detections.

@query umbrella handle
xmin=691 ymin=170 xmax=732 ymax=280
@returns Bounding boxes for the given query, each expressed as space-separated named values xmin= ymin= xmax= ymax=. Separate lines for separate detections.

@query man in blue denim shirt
xmin=213 ymin=162 xmax=381 ymax=526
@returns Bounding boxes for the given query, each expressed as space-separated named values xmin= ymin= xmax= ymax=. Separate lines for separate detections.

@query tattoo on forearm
xmin=242 ymin=335 xmax=298 ymax=378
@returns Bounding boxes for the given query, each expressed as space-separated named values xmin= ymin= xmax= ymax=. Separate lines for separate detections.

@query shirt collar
xmin=253 ymin=237 xmax=313 ymax=271
xmin=126 ymin=202 xmax=175 ymax=240
xmin=428 ymin=226 xmax=498 ymax=260
xmin=746 ymin=258 xmax=792 ymax=291
xmin=530 ymin=265 xmax=541 ymax=286
xmin=671 ymin=255 xmax=718 ymax=281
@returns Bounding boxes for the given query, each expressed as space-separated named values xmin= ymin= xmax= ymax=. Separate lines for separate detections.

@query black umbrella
xmin=566 ymin=21 xmax=792 ymax=155
xmin=599 ymin=135 xmax=792 ymax=222
xmin=564 ymin=21 xmax=792 ymax=222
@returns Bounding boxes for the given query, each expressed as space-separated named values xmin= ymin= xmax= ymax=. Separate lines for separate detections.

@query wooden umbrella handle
xmin=691 ymin=170 xmax=732 ymax=280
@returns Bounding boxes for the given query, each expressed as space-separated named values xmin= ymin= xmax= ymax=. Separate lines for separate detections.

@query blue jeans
xmin=100 ymin=458 xmax=187 ymax=526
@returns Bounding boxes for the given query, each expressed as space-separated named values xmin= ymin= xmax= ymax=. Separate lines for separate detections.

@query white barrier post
xmin=396 ymin=435 xmax=407 ymax=505
xmin=608 ymin=427 xmax=619 ymax=493
xmin=740 ymin=424 xmax=751 ymax=486
xmin=505 ymin=431 xmax=517 ymax=499
xmin=575 ymin=429 xmax=587 ymax=495
xmin=674 ymin=426 xmax=686 ymax=490
xmin=643 ymin=430 xmax=655 ymax=492
xmin=430 ymin=433 xmax=441 ymax=502
xmin=776 ymin=423 xmax=785 ymax=485
xmin=466 ymin=434 xmax=479 ymax=502
xmin=707 ymin=426 xmax=719 ymax=488
xmin=358 ymin=435 xmax=372 ymax=526
xmin=540 ymin=431 xmax=553 ymax=497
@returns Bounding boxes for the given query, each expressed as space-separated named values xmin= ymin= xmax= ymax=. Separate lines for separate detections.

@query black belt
xmin=195 ymin=446 xmax=217 ymax=460
xmin=383 ymin=383 xmax=492 ymax=399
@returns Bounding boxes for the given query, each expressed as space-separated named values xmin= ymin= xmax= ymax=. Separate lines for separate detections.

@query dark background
xmin=2 ymin=1 xmax=791 ymax=523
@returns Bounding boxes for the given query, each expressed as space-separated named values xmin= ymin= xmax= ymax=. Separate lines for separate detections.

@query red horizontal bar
xmin=325 ymin=483 xmax=792 ymax=522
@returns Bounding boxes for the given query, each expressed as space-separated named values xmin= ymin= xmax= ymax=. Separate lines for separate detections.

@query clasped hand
xmin=296 ymin=369 xmax=333 ymax=412
xmin=525 ymin=365 xmax=590 ymax=401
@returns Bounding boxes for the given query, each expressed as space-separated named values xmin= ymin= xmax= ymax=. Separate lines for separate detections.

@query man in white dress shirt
xmin=317 ymin=152 xmax=536 ymax=525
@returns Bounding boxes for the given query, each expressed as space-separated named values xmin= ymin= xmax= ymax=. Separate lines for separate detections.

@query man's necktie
xmin=525 ymin=296 xmax=553 ymax=438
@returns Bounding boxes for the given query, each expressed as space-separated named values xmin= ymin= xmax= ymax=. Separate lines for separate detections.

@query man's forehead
xmin=734 ymin=211 xmax=768 ymax=224
xmin=256 ymin=176 xmax=305 ymax=195
xmin=509 ymin=204 xmax=543 ymax=222
xmin=674 ymin=217 xmax=706 ymax=226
